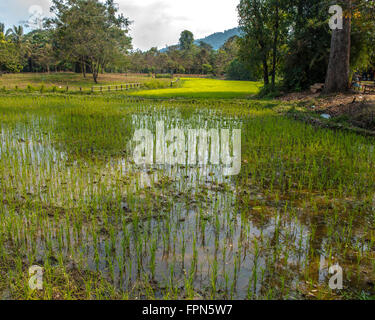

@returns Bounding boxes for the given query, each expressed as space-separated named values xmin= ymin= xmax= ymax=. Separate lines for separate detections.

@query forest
xmin=1 ymin=0 xmax=374 ymax=90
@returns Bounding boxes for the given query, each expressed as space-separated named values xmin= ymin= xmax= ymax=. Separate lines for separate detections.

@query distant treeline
xmin=1 ymin=0 xmax=374 ymax=91
xmin=127 ymin=30 xmax=254 ymax=80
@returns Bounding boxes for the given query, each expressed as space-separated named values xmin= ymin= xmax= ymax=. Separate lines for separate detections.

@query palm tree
xmin=6 ymin=25 xmax=24 ymax=46
xmin=0 ymin=23 xmax=4 ymax=35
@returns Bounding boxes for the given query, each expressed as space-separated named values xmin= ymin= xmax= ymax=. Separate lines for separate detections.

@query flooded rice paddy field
xmin=0 ymin=95 xmax=374 ymax=299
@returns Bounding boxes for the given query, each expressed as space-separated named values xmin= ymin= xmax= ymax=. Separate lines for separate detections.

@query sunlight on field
xmin=0 ymin=72 xmax=166 ymax=90
xmin=130 ymin=78 xmax=262 ymax=98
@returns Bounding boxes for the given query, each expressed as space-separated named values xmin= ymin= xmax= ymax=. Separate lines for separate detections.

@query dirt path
xmin=279 ymin=91 xmax=375 ymax=133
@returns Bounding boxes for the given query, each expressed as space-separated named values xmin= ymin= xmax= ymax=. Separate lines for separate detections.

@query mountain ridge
xmin=194 ymin=27 xmax=241 ymax=50
xmin=160 ymin=27 xmax=241 ymax=52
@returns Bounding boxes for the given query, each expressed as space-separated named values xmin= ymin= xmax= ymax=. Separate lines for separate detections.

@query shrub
xmin=202 ymin=64 xmax=213 ymax=75
xmin=155 ymin=73 xmax=173 ymax=79
xmin=225 ymin=58 xmax=254 ymax=81
xmin=257 ymin=84 xmax=282 ymax=99
xmin=143 ymin=80 xmax=169 ymax=89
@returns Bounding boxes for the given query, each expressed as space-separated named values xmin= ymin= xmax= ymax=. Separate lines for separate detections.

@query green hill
xmin=160 ymin=27 xmax=241 ymax=52
xmin=194 ymin=27 xmax=241 ymax=50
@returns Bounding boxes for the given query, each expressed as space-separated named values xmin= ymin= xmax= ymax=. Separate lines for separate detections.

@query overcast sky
xmin=0 ymin=0 xmax=239 ymax=51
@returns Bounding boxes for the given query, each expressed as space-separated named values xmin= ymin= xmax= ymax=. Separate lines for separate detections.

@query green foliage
xmin=155 ymin=73 xmax=173 ymax=79
xmin=225 ymin=58 xmax=254 ymax=81
xmin=350 ymin=4 xmax=375 ymax=73
xmin=179 ymin=30 xmax=194 ymax=51
xmin=282 ymin=1 xmax=331 ymax=91
xmin=238 ymin=0 xmax=288 ymax=87
xmin=142 ymin=80 xmax=170 ymax=89
xmin=0 ymin=37 xmax=23 ymax=73
xmin=257 ymin=83 xmax=282 ymax=98
xmin=47 ymin=0 xmax=132 ymax=82
xmin=202 ymin=64 xmax=213 ymax=74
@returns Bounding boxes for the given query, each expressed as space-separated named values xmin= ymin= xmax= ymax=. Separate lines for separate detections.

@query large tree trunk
xmin=323 ymin=0 xmax=352 ymax=94
xmin=263 ymin=57 xmax=269 ymax=85
xmin=271 ymin=1 xmax=279 ymax=88
xmin=82 ymin=57 xmax=86 ymax=78
xmin=92 ymin=61 xmax=100 ymax=84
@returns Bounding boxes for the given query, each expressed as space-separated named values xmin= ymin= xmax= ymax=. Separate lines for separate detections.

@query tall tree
xmin=238 ymin=0 xmax=271 ymax=85
xmin=6 ymin=26 xmax=25 ymax=46
xmin=324 ymin=0 xmax=352 ymax=93
xmin=282 ymin=0 xmax=331 ymax=91
xmin=271 ymin=0 xmax=280 ymax=87
xmin=179 ymin=30 xmax=194 ymax=51
xmin=238 ymin=0 xmax=286 ymax=86
xmin=48 ymin=0 xmax=132 ymax=83
xmin=0 ymin=31 xmax=23 ymax=73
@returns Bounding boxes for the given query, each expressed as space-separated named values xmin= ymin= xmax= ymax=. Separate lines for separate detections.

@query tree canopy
xmin=47 ymin=0 xmax=132 ymax=82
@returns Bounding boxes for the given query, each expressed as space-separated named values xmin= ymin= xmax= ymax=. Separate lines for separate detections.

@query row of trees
xmin=237 ymin=0 xmax=375 ymax=93
xmin=0 ymin=0 xmax=255 ymax=82
xmin=0 ymin=24 xmax=25 ymax=73
xmin=127 ymin=31 xmax=251 ymax=79
xmin=0 ymin=22 xmax=76 ymax=74
xmin=1 ymin=0 xmax=132 ymax=83
xmin=2 ymin=0 xmax=374 ymax=91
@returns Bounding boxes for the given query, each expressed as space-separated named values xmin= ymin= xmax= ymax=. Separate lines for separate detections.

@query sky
xmin=0 ymin=0 xmax=240 ymax=51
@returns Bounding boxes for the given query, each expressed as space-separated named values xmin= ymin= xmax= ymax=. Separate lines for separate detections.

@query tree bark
xmin=323 ymin=0 xmax=352 ymax=94
xmin=271 ymin=1 xmax=279 ymax=88
xmin=92 ymin=61 xmax=100 ymax=84
xmin=82 ymin=57 xmax=86 ymax=78
xmin=263 ymin=58 xmax=269 ymax=85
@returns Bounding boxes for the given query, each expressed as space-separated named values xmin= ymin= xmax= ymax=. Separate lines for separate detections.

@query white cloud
xmin=122 ymin=0 xmax=239 ymax=50
xmin=0 ymin=0 xmax=239 ymax=51
xmin=0 ymin=0 xmax=51 ymax=28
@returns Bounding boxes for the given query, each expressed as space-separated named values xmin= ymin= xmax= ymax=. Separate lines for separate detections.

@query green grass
xmin=0 ymin=74 xmax=261 ymax=98
xmin=0 ymin=77 xmax=374 ymax=300
xmin=0 ymin=72 xmax=170 ymax=91
xmin=130 ymin=78 xmax=262 ymax=99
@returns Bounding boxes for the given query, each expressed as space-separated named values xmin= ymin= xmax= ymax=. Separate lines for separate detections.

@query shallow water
xmin=0 ymin=104 xmax=374 ymax=299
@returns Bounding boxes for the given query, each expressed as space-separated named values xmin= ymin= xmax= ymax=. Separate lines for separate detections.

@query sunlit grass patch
xmin=130 ymin=78 xmax=262 ymax=99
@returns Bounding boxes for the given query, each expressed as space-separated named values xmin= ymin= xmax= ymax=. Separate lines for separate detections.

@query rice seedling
xmin=0 ymin=91 xmax=374 ymax=300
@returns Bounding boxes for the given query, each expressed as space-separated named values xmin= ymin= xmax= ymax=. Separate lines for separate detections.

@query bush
xmin=225 ymin=58 xmax=254 ymax=81
xmin=155 ymin=73 xmax=173 ymax=79
xmin=257 ymin=84 xmax=282 ymax=99
xmin=143 ymin=80 xmax=169 ymax=89
xmin=202 ymin=64 xmax=213 ymax=75
xmin=177 ymin=66 xmax=185 ymax=74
